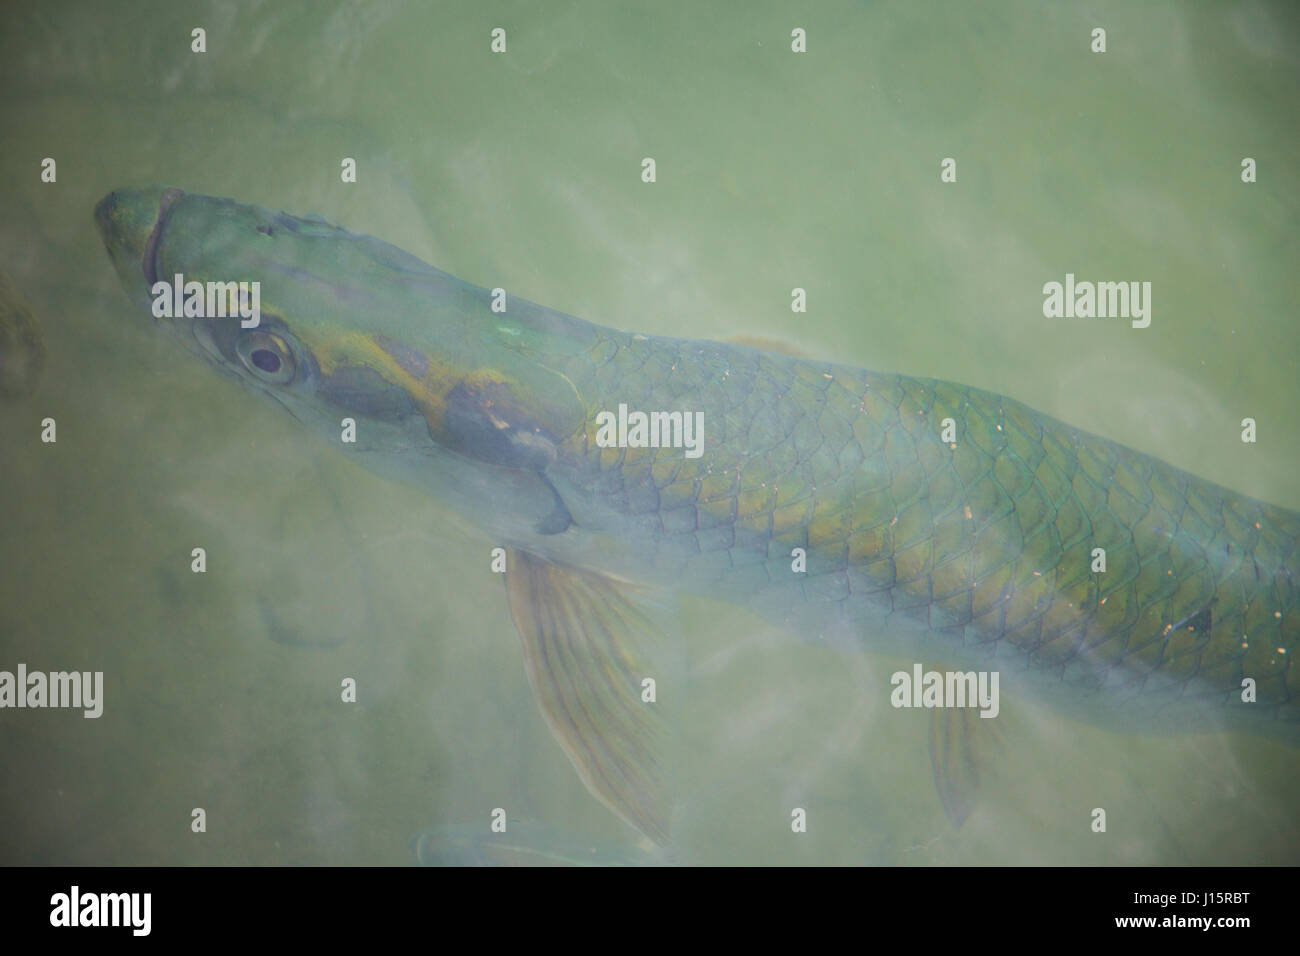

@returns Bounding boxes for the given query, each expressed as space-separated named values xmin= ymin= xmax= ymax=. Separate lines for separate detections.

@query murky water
xmin=1 ymin=0 xmax=1297 ymax=865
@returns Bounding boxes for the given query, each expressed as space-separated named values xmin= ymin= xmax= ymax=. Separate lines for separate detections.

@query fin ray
xmin=504 ymin=549 xmax=677 ymax=844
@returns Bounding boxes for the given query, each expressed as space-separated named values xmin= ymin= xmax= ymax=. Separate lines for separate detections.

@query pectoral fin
xmin=504 ymin=549 xmax=678 ymax=844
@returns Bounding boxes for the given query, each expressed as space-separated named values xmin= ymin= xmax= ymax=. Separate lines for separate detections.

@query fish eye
xmin=236 ymin=330 xmax=296 ymax=384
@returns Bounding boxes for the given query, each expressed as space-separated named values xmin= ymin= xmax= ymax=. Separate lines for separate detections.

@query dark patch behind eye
xmin=439 ymin=381 xmax=556 ymax=471
xmin=374 ymin=334 xmax=429 ymax=378
xmin=318 ymin=364 xmax=419 ymax=422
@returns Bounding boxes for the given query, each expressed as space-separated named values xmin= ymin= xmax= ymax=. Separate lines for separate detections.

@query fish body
xmin=548 ymin=330 xmax=1300 ymax=740
xmin=95 ymin=187 xmax=1298 ymax=839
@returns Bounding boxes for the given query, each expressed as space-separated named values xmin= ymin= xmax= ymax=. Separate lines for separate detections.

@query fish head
xmin=95 ymin=186 xmax=590 ymax=538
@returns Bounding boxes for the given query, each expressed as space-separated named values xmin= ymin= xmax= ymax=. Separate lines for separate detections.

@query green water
xmin=1 ymin=0 xmax=1297 ymax=864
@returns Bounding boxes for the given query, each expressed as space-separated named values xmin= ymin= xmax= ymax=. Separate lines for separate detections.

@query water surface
xmin=1 ymin=0 xmax=1297 ymax=864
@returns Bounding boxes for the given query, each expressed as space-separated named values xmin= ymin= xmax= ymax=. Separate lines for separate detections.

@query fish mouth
xmin=141 ymin=187 xmax=185 ymax=287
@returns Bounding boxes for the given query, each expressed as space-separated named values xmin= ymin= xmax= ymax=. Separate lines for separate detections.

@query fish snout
xmin=95 ymin=186 xmax=184 ymax=293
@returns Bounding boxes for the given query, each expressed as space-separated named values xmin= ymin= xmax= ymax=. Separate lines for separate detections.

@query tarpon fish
xmin=95 ymin=187 xmax=1298 ymax=844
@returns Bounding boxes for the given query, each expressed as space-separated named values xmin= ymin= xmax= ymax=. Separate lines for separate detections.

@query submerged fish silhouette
xmin=96 ymin=187 xmax=1298 ymax=844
